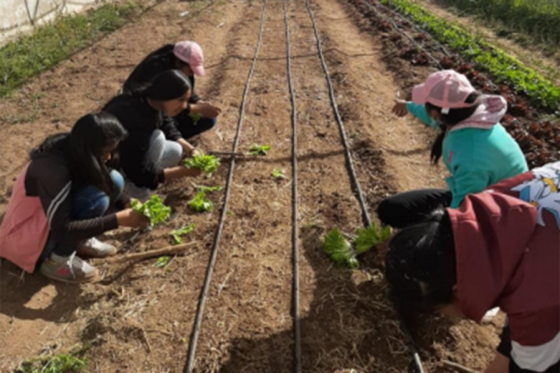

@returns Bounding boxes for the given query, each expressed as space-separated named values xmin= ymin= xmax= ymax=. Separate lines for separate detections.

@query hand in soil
xmin=116 ymin=209 xmax=150 ymax=229
xmin=182 ymin=167 xmax=203 ymax=178
xmin=392 ymin=99 xmax=408 ymax=117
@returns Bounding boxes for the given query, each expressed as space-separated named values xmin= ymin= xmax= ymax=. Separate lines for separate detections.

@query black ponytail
xmin=385 ymin=208 xmax=457 ymax=317
xmin=426 ymin=92 xmax=481 ymax=164
xmin=128 ymin=69 xmax=191 ymax=101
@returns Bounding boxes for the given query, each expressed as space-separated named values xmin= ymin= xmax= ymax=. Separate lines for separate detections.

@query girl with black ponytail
xmin=380 ymin=70 xmax=527 ymax=228
xmin=0 ymin=113 xmax=150 ymax=283
xmin=104 ymin=69 xmax=204 ymax=200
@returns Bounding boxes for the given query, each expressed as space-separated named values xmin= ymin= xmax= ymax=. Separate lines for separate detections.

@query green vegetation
xmin=131 ymin=195 xmax=171 ymax=226
xmin=431 ymin=0 xmax=560 ymax=45
xmin=0 ymin=1 xmax=144 ymax=97
xmin=15 ymin=344 xmax=88 ymax=373
xmin=184 ymin=153 xmax=221 ymax=175
xmin=170 ymin=224 xmax=195 ymax=244
xmin=188 ymin=191 xmax=213 ymax=213
xmin=194 ymin=185 xmax=223 ymax=193
xmin=191 ymin=113 xmax=202 ymax=124
xmin=322 ymin=228 xmax=359 ymax=269
xmin=382 ymin=0 xmax=560 ymax=111
xmin=154 ymin=256 xmax=171 ymax=268
xmin=271 ymin=168 xmax=287 ymax=179
xmin=249 ymin=144 xmax=271 ymax=156
xmin=355 ymin=224 xmax=391 ymax=254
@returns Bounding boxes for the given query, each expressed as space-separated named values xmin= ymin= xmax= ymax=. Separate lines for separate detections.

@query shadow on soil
xmin=215 ymin=226 xmax=419 ymax=373
xmin=0 ymin=260 xmax=83 ymax=322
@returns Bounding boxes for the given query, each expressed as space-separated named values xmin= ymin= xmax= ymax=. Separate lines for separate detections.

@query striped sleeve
xmin=28 ymin=160 xmax=118 ymax=247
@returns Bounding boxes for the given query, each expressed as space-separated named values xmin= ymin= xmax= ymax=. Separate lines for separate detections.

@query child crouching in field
xmin=385 ymin=161 xmax=560 ymax=373
xmin=380 ymin=70 xmax=528 ymax=228
xmin=0 ymin=113 xmax=149 ymax=283
xmin=123 ymin=40 xmax=221 ymax=141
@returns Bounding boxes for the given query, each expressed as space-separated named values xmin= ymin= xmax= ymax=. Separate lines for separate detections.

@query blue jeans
xmin=38 ymin=170 xmax=124 ymax=263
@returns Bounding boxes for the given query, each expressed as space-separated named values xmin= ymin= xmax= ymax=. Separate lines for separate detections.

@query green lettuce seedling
xmin=131 ymin=195 xmax=171 ymax=226
xmin=271 ymin=168 xmax=287 ymax=179
xmin=170 ymin=224 xmax=195 ymax=244
xmin=249 ymin=144 xmax=271 ymax=156
xmin=188 ymin=191 xmax=213 ymax=213
xmin=184 ymin=153 xmax=221 ymax=175
xmin=154 ymin=256 xmax=171 ymax=268
xmin=191 ymin=112 xmax=202 ymax=125
xmin=355 ymin=224 xmax=391 ymax=254
xmin=322 ymin=228 xmax=359 ymax=269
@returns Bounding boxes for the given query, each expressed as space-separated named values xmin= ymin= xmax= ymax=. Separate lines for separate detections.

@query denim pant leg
xmin=38 ymin=170 xmax=124 ymax=265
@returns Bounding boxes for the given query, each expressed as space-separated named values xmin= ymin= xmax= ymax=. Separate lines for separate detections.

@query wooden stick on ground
xmin=443 ymin=360 xmax=480 ymax=373
xmin=106 ymin=242 xmax=197 ymax=263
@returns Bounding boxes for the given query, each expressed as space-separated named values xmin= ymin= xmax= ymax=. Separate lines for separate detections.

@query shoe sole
xmin=41 ymin=271 xmax=100 ymax=284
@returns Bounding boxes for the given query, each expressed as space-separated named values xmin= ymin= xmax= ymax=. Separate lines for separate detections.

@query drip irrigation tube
xmin=182 ymin=1 xmax=268 ymax=371
xmin=304 ymin=0 xmax=372 ymax=228
xmin=304 ymin=1 xmax=425 ymax=372
xmin=283 ymin=1 xmax=302 ymax=372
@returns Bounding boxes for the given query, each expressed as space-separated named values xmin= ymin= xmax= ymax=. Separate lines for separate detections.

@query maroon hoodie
xmin=447 ymin=162 xmax=560 ymax=371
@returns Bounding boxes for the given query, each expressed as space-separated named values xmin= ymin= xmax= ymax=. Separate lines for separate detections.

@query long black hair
xmin=426 ymin=92 xmax=481 ymax=164
xmin=385 ymin=208 xmax=457 ymax=318
xmin=129 ymin=69 xmax=191 ymax=101
xmin=122 ymin=44 xmax=189 ymax=93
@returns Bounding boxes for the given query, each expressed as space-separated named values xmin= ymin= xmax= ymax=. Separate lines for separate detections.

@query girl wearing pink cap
xmin=380 ymin=70 xmax=528 ymax=228
xmin=123 ymin=41 xmax=221 ymax=146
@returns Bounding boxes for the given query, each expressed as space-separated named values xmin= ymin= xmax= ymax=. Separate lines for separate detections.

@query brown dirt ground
xmin=0 ymin=0 xmax=504 ymax=372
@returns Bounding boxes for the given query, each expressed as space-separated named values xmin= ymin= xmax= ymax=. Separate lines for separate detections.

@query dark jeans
xmin=174 ymin=110 xmax=217 ymax=139
xmin=38 ymin=170 xmax=124 ymax=264
xmin=377 ymin=189 xmax=452 ymax=229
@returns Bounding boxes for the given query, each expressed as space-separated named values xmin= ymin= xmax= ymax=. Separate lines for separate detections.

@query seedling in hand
xmin=191 ymin=112 xmax=202 ymax=125
xmin=131 ymin=195 xmax=171 ymax=227
xmin=184 ymin=152 xmax=221 ymax=175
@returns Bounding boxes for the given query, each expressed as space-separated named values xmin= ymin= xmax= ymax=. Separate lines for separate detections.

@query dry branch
xmin=443 ymin=360 xmax=480 ymax=373
xmin=106 ymin=242 xmax=197 ymax=263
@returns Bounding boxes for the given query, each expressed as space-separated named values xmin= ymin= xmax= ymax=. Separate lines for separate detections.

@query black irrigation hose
xmin=182 ymin=1 xmax=268 ymax=372
xmin=304 ymin=0 xmax=372 ymax=229
xmin=305 ymin=1 xmax=425 ymax=372
xmin=283 ymin=1 xmax=302 ymax=372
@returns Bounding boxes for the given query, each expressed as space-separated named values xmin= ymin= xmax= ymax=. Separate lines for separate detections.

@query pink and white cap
xmin=412 ymin=70 xmax=476 ymax=114
xmin=173 ymin=41 xmax=206 ymax=76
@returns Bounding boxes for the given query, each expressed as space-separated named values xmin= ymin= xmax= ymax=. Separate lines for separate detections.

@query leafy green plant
xmin=191 ymin=113 xmax=202 ymax=124
xmin=15 ymin=347 xmax=88 ymax=373
xmin=355 ymin=224 xmax=391 ymax=254
xmin=184 ymin=153 xmax=221 ymax=175
xmin=0 ymin=1 xmax=144 ymax=97
xmin=322 ymin=228 xmax=359 ymax=269
xmin=271 ymin=168 xmax=287 ymax=179
xmin=154 ymin=256 xmax=171 ymax=268
xmin=131 ymin=195 xmax=171 ymax=226
xmin=380 ymin=0 xmax=560 ymax=111
xmin=249 ymin=144 xmax=271 ymax=156
xmin=188 ymin=192 xmax=213 ymax=213
xmin=194 ymin=184 xmax=223 ymax=193
xmin=170 ymin=224 xmax=195 ymax=244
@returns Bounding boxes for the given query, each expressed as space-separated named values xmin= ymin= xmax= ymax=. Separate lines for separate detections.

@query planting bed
xmin=0 ymin=0 xmax=552 ymax=372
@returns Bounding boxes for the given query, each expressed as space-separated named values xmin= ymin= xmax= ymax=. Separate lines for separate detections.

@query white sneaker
xmin=40 ymin=252 xmax=99 ymax=283
xmin=78 ymin=237 xmax=117 ymax=258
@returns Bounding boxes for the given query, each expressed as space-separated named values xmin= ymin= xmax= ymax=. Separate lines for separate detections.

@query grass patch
xmin=0 ymin=1 xmax=145 ymax=97
xmin=14 ymin=344 xmax=89 ymax=373
xmin=429 ymin=0 xmax=560 ymax=46
xmin=381 ymin=0 xmax=560 ymax=112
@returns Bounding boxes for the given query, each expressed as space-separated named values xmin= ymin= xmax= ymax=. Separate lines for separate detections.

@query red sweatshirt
xmin=448 ymin=162 xmax=560 ymax=372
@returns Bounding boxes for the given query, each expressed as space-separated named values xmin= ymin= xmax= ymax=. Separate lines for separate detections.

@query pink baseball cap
xmin=412 ymin=70 xmax=476 ymax=113
xmin=173 ymin=41 xmax=206 ymax=76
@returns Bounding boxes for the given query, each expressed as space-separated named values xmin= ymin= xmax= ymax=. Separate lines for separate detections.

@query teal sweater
xmin=406 ymin=102 xmax=528 ymax=208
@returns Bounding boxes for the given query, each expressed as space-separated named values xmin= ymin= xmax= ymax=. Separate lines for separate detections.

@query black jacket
xmin=122 ymin=44 xmax=201 ymax=109
xmin=103 ymin=95 xmax=182 ymax=189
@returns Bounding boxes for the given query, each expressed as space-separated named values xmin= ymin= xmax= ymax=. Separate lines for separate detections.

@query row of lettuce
xmin=377 ymin=0 xmax=560 ymax=113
